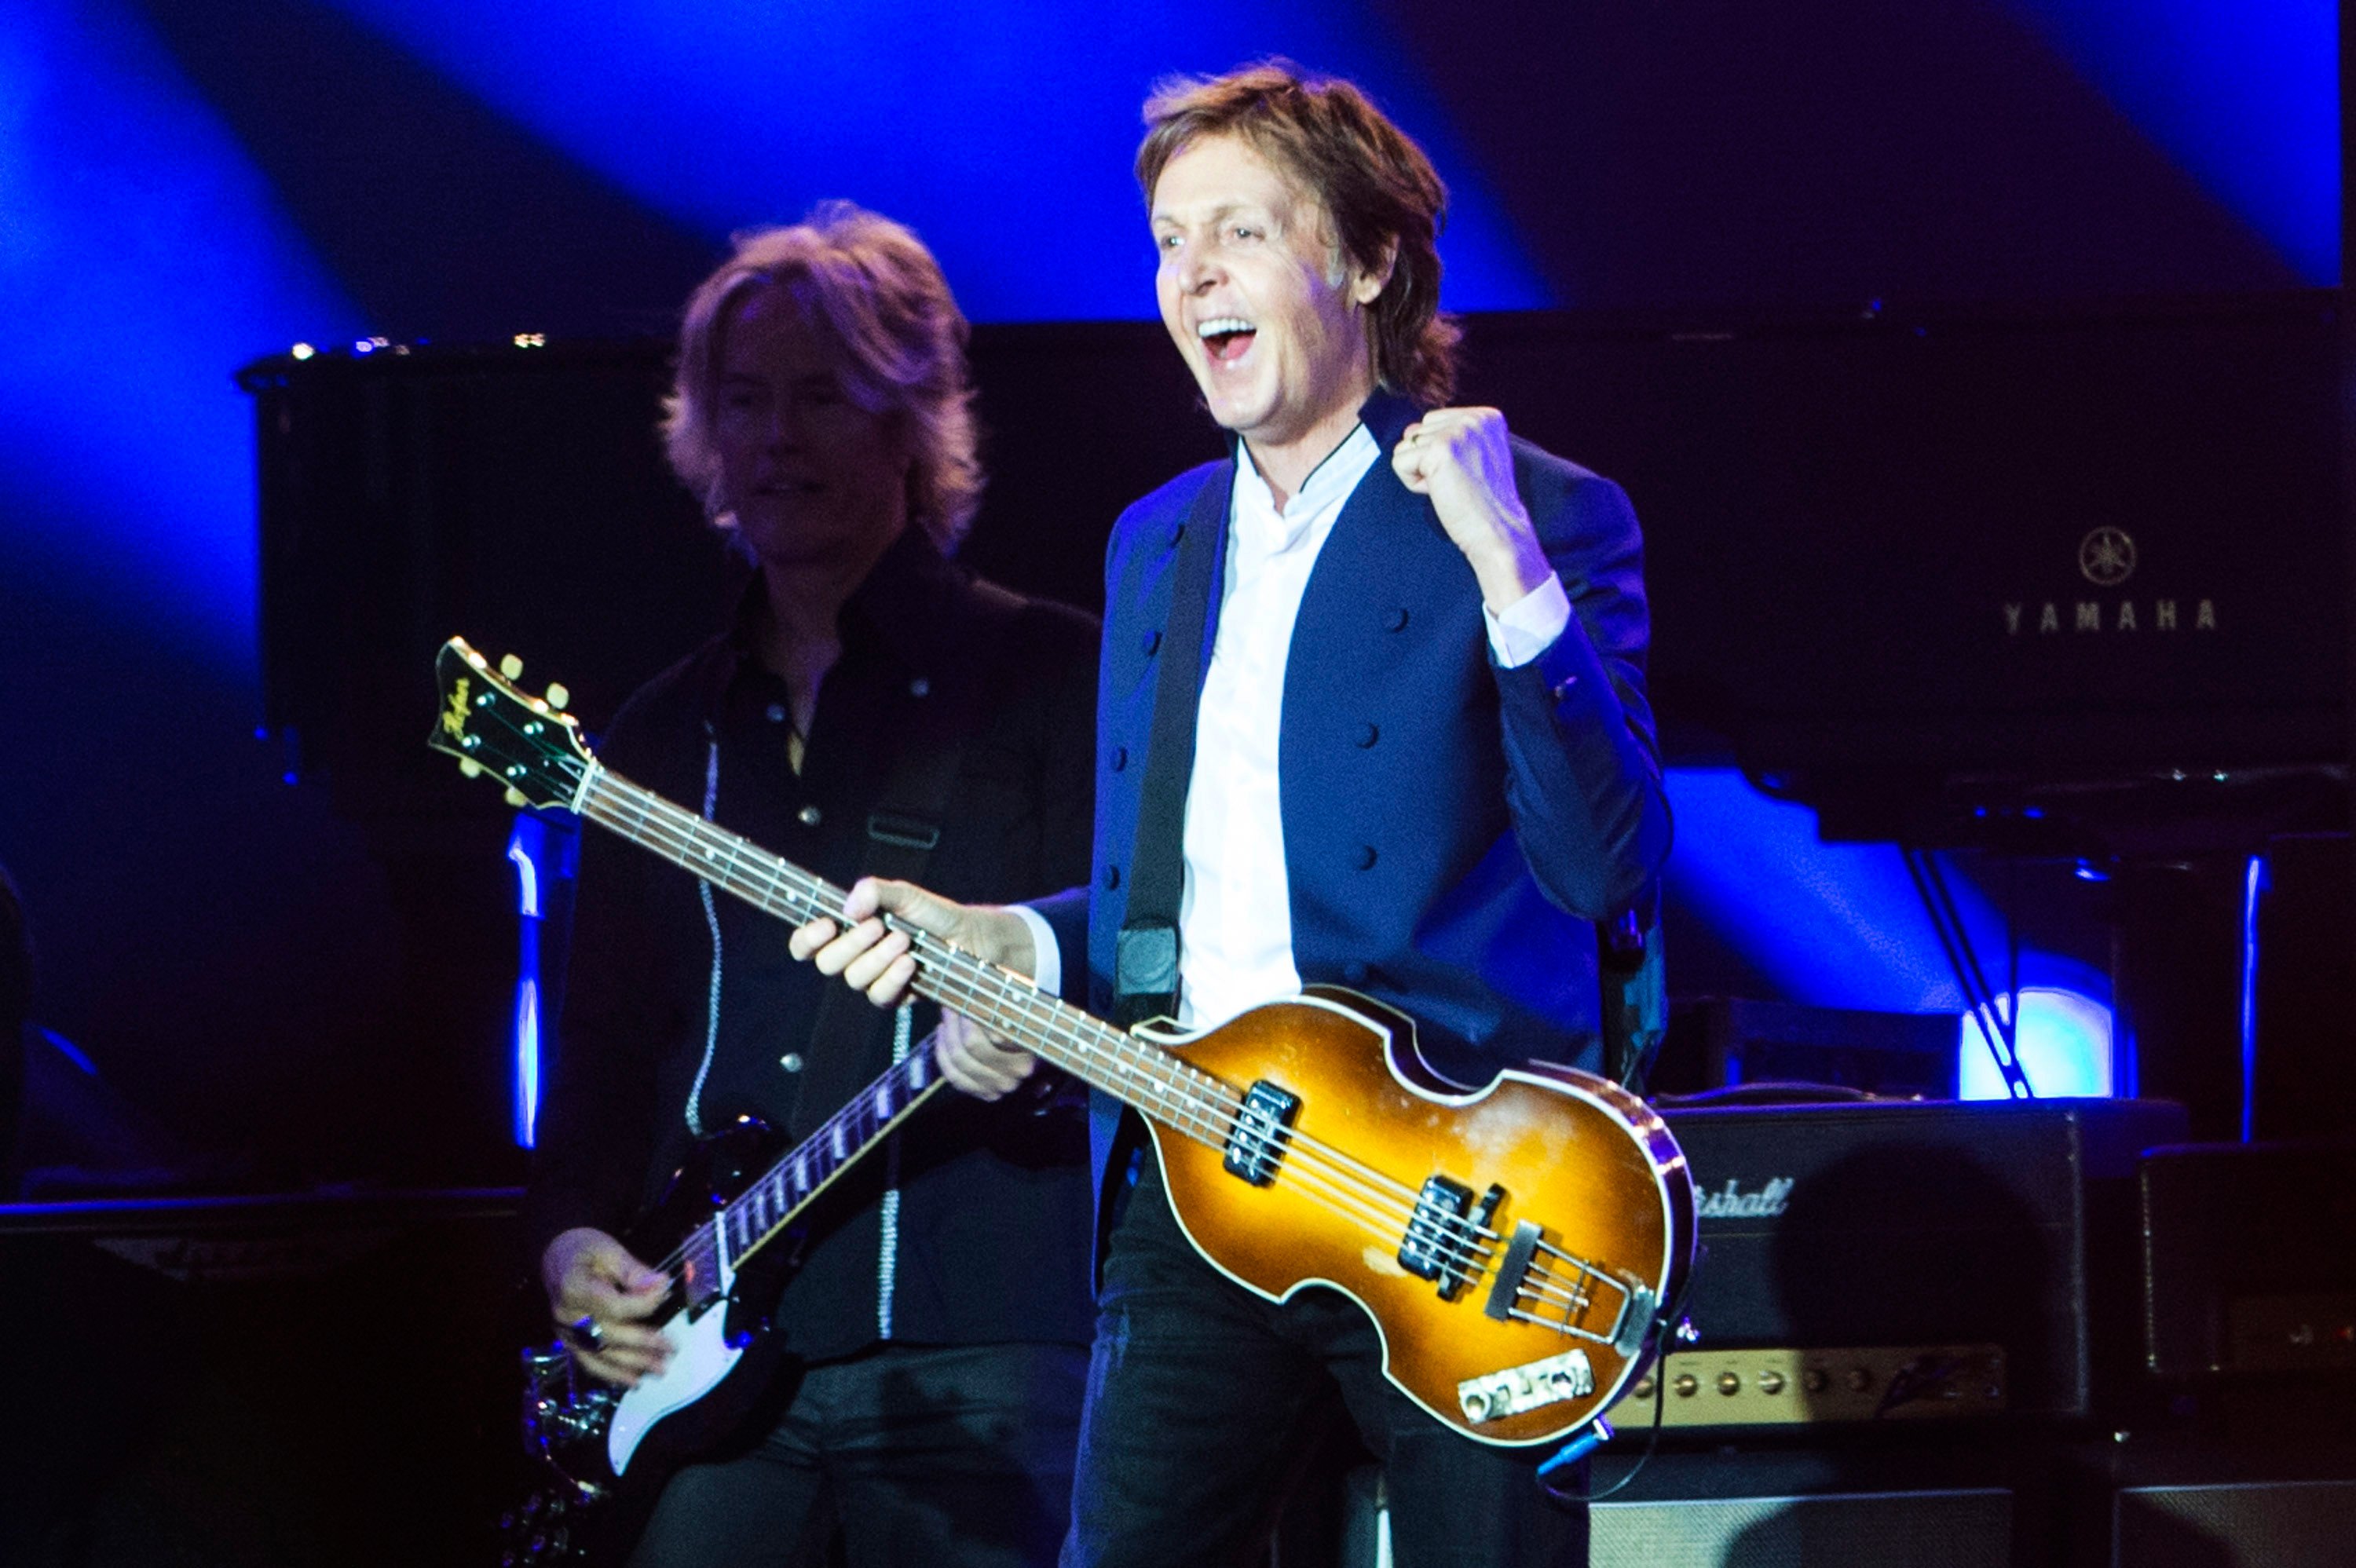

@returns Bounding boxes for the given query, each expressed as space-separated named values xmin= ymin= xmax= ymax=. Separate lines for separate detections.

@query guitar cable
xmin=1540 ymin=1243 xmax=1706 ymax=1508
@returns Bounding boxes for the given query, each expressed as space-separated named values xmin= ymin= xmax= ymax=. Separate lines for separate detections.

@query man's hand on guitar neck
xmin=543 ymin=1227 xmax=673 ymax=1385
xmin=789 ymin=878 xmax=1041 ymax=1101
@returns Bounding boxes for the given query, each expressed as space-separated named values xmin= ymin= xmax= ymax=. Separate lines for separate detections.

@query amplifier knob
xmin=1758 ymin=1370 xmax=1787 ymax=1394
xmin=1673 ymin=1374 xmax=1698 ymax=1398
xmin=1716 ymin=1372 xmax=1741 ymax=1395
xmin=1846 ymin=1368 xmax=1874 ymax=1393
xmin=1631 ymin=1376 xmax=1655 ymax=1400
xmin=1802 ymin=1368 xmax=1828 ymax=1394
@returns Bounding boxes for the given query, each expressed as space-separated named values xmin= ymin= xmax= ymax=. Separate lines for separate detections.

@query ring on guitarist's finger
xmin=568 ymin=1314 xmax=606 ymax=1353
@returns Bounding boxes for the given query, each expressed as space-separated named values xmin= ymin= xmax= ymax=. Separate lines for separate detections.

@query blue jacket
xmin=1037 ymin=390 xmax=1671 ymax=1198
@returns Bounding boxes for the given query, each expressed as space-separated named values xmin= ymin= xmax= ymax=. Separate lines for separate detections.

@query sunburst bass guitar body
xmin=1138 ymin=989 xmax=1692 ymax=1446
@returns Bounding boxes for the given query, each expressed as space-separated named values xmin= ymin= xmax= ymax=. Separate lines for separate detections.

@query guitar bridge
xmin=1222 ymin=1080 xmax=1300 ymax=1186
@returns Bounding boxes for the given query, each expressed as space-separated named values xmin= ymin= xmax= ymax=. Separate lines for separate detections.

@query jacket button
xmin=1354 ymin=846 xmax=1377 ymax=870
xmin=1103 ymin=864 xmax=1121 ymax=890
xmin=1385 ymin=608 xmax=1409 ymax=631
xmin=1110 ymin=746 xmax=1128 ymax=772
xmin=1550 ymin=674 xmax=1578 ymax=701
xmin=1143 ymin=628 xmax=1162 ymax=656
xmin=1356 ymin=723 xmax=1379 ymax=748
xmin=779 ymin=1053 xmax=804 ymax=1073
xmin=798 ymin=805 xmax=821 ymax=827
xmin=765 ymin=702 xmax=789 ymax=724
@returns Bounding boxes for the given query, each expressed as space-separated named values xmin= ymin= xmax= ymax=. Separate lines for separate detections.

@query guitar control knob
xmin=545 ymin=683 xmax=569 ymax=711
xmin=500 ymin=654 xmax=525 ymax=680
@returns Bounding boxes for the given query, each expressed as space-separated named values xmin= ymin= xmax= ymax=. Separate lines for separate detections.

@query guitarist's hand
xmin=791 ymin=877 xmax=1041 ymax=1100
xmin=543 ymin=1227 xmax=673 ymax=1386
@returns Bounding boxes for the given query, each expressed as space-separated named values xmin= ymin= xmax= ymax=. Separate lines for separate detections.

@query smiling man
xmin=796 ymin=65 xmax=1670 ymax=1565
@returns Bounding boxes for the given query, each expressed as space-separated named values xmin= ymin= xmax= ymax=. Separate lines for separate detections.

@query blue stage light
xmin=1959 ymin=988 xmax=2115 ymax=1099
xmin=2010 ymin=0 xmax=2338 ymax=281
xmin=319 ymin=0 xmax=1549 ymax=318
xmin=508 ymin=817 xmax=547 ymax=1146
xmin=0 ymin=0 xmax=360 ymax=668
xmin=1665 ymin=769 xmax=2007 ymax=1013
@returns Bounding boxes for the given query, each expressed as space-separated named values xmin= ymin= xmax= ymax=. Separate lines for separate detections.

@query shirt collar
xmin=722 ymin=524 xmax=977 ymax=682
xmin=1233 ymin=422 xmax=1383 ymax=545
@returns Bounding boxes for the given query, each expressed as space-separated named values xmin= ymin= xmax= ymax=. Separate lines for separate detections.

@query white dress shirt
xmin=1016 ymin=426 xmax=1571 ymax=1012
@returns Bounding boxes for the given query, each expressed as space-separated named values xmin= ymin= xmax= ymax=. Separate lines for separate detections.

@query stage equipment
xmin=1655 ymin=998 xmax=1961 ymax=1098
xmin=0 ymin=1188 xmax=521 ymax=1563
xmin=1659 ymin=1098 xmax=2186 ymax=1423
xmin=1625 ymin=1343 xmax=2007 ymax=1427
xmin=2139 ymin=1140 xmax=2356 ymax=1381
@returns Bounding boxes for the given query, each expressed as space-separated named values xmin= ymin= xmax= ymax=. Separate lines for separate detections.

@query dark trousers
xmin=628 ymin=1340 xmax=1088 ymax=1568
xmin=1063 ymin=1156 xmax=1589 ymax=1567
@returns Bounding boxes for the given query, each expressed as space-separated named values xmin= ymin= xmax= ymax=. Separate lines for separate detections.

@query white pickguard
xmin=605 ymin=1303 xmax=743 ymax=1476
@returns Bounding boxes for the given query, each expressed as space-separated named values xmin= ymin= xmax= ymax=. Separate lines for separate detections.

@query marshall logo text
xmin=1696 ymin=1177 xmax=1794 ymax=1220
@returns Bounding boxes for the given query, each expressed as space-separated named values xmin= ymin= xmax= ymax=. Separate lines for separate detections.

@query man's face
xmin=1151 ymin=133 xmax=1383 ymax=455
xmin=711 ymin=287 xmax=909 ymax=573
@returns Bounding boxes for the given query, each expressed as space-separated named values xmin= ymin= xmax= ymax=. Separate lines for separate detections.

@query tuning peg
xmin=459 ymin=759 xmax=484 ymax=778
xmin=505 ymin=788 xmax=529 ymax=807
xmin=545 ymin=682 xmax=569 ymax=711
xmin=499 ymin=653 xmax=525 ymax=680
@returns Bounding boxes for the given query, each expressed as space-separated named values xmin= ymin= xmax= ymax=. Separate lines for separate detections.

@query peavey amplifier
xmin=1659 ymin=1098 xmax=2187 ymax=1420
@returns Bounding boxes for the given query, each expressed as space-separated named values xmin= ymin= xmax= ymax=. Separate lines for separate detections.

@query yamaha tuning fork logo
xmin=2077 ymin=527 xmax=2136 ymax=587
xmin=2001 ymin=527 xmax=2217 ymax=638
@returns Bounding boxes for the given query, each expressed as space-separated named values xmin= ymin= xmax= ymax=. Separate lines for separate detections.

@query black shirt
xmin=525 ymin=528 xmax=1101 ymax=1360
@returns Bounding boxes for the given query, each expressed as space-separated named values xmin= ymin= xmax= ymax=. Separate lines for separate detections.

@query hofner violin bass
xmin=434 ymin=635 xmax=1693 ymax=1552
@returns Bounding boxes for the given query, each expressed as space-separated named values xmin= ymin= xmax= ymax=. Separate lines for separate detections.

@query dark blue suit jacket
xmin=1038 ymin=391 xmax=1671 ymax=1200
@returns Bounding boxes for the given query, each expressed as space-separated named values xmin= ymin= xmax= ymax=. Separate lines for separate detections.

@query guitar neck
xmin=574 ymin=768 xmax=1243 ymax=1152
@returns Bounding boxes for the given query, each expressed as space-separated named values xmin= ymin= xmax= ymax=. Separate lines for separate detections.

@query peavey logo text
xmin=2002 ymin=528 xmax=2217 ymax=638
xmin=1696 ymin=1177 xmax=1794 ymax=1220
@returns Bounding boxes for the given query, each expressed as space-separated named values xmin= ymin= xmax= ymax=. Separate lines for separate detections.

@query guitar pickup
xmin=1398 ymin=1175 xmax=1475 ymax=1288
xmin=1223 ymin=1080 xmax=1300 ymax=1186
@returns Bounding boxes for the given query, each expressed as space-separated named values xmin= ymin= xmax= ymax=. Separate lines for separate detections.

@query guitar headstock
xmin=428 ymin=637 xmax=595 ymax=810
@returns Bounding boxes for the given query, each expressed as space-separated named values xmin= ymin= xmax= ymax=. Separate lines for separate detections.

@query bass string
xmin=475 ymin=704 xmax=1567 ymax=1294
xmin=581 ymin=779 xmax=1516 ymax=1281
xmin=578 ymin=773 xmax=1620 ymax=1291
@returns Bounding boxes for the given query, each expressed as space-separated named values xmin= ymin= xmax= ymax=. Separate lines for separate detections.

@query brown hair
xmin=664 ymin=203 xmax=983 ymax=550
xmin=1137 ymin=61 xmax=1458 ymax=408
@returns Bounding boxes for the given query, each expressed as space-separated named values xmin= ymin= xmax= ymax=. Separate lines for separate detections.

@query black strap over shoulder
xmin=793 ymin=579 xmax=1030 ymax=1135
xmin=1112 ymin=472 xmax=1232 ymax=1029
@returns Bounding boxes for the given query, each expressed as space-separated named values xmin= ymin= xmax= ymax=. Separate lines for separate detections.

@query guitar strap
xmin=790 ymin=578 xmax=1029 ymax=1139
xmin=1111 ymin=468 xmax=1233 ymax=1029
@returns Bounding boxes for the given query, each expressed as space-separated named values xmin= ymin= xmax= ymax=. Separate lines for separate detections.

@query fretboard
xmin=573 ymin=766 xmax=1247 ymax=1160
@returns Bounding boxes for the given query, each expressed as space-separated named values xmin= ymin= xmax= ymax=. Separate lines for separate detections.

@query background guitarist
xmin=525 ymin=204 xmax=1102 ymax=1568
xmin=796 ymin=64 xmax=1674 ymax=1566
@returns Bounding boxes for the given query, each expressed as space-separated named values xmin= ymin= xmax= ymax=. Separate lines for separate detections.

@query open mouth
xmin=1197 ymin=316 xmax=1257 ymax=364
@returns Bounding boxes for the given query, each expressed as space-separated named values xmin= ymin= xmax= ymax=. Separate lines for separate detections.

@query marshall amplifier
xmin=1659 ymin=1098 xmax=2187 ymax=1421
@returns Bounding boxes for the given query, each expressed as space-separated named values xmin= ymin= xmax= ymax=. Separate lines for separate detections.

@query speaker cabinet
xmin=0 ymin=1189 xmax=525 ymax=1565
